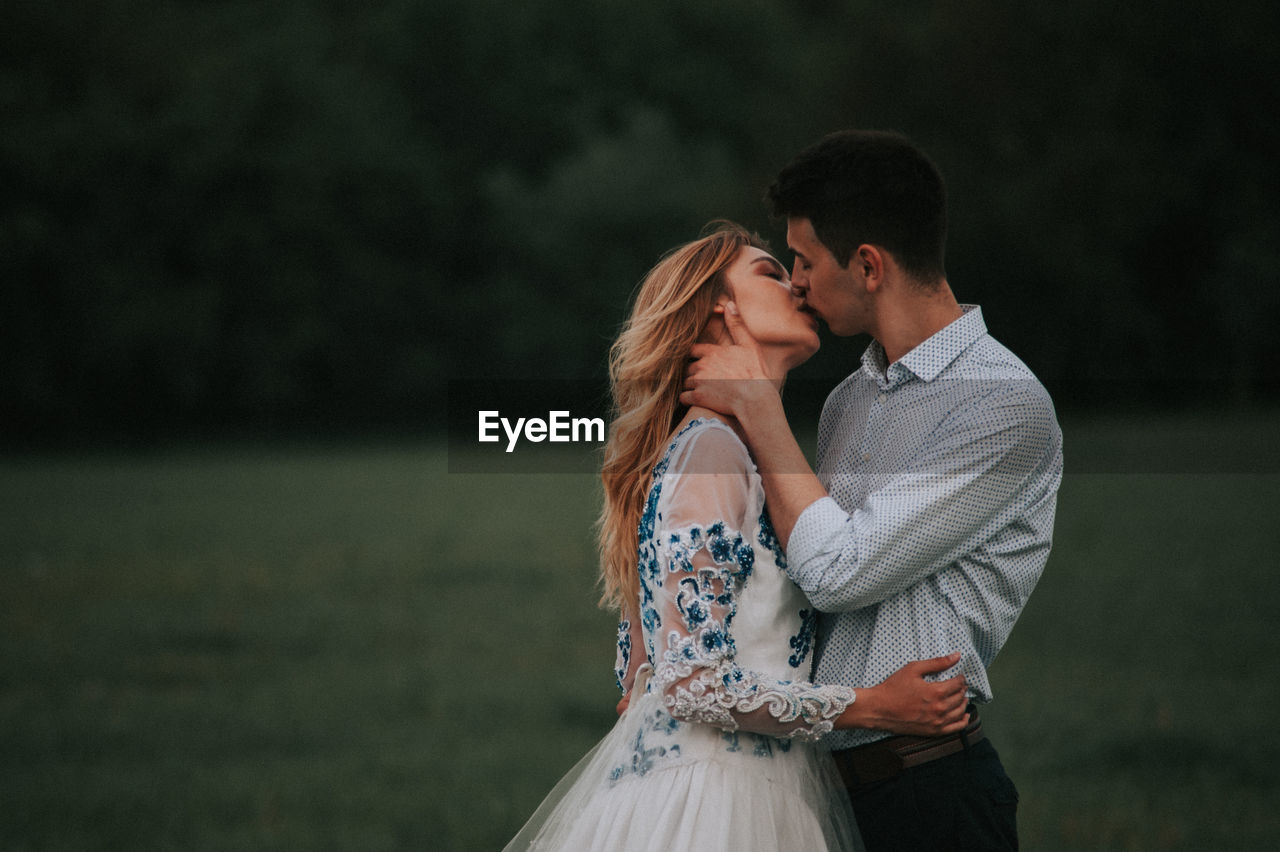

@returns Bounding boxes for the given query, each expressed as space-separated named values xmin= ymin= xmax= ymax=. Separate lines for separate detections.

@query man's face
xmin=785 ymin=217 xmax=868 ymax=337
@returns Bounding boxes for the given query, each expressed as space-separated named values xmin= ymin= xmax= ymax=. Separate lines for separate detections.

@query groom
xmin=682 ymin=130 xmax=1063 ymax=850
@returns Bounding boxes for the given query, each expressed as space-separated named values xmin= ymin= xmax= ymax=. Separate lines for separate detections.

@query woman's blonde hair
xmin=597 ymin=221 xmax=766 ymax=618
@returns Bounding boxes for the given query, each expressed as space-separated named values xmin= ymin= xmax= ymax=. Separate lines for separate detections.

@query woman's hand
xmin=836 ymin=652 xmax=970 ymax=736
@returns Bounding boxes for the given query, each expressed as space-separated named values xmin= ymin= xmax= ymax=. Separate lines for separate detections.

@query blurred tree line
xmin=3 ymin=0 xmax=1277 ymax=444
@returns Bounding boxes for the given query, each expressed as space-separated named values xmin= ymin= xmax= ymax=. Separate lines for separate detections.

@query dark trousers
xmin=846 ymin=737 xmax=1019 ymax=851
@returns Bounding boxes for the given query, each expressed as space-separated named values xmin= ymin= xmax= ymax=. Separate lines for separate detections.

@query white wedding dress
xmin=506 ymin=418 xmax=863 ymax=851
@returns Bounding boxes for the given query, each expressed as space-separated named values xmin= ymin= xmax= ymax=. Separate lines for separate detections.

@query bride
xmin=506 ymin=222 xmax=968 ymax=851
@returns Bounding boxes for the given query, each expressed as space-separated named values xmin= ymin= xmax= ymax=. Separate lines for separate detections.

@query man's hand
xmin=681 ymin=301 xmax=776 ymax=418
xmin=838 ymin=653 xmax=971 ymax=736
xmin=681 ymin=301 xmax=828 ymax=548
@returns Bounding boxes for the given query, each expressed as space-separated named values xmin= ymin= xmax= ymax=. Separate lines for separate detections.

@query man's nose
xmin=790 ymin=261 xmax=808 ymax=289
xmin=790 ymin=272 xmax=807 ymax=298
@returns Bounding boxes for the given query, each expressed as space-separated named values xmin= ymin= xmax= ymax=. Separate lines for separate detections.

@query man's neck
xmin=871 ymin=282 xmax=963 ymax=365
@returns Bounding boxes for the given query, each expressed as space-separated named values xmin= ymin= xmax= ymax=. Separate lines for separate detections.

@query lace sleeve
xmin=645 ymin=424 xmax=856 ymax=742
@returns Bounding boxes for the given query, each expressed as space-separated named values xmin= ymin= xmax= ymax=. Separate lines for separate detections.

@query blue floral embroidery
xmin=626 ymin=418 xmax=856 ymax=742
xmin=678 ymin=585 xmax=710 ymax=629
xmin=607 ymin=730 xmax=666 ymax=785
xmin=758 ymin=511 xmax=786 ymax=569
xmin=641 ymin=604 xmax=660 ymax=637
xmin=615 ymin=619 xmax=632 ymax=693
xmin=721 ymin=730 xmax=741 ymax=752
xmin=706 ymin=522 xmax=731 ymax=562
xmin=751 ymin=734 xmax=792 ymax=758
xmin=788 ymin=608 xmax=818 ymax=668
xmin=653 ymin=709 xmax=681 ymax=735
xmin=608 ymin=708 xmax=682 ymax=785
xmin=700 ymin=627 xmax=728 ymax=654
xmin=721 ymin=729 xmax=791 ymax=759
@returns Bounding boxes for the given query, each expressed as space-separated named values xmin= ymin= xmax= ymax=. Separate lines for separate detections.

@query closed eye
xmin=751 ymin=256 xmax=792 ymax=287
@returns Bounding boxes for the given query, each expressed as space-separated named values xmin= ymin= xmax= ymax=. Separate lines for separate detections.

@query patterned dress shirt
xmin=785 ymin=305 xmax=1063 ymax=749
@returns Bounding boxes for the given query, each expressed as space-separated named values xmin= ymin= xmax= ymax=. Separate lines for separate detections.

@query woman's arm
xmin=648 ymin=423 xmax=968 ymax=740
xmin=642 ymin=425 xmax=849 ymax=740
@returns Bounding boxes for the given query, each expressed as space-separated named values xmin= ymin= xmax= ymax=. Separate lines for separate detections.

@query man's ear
xmin=855 ymin=245 xmax=886 ymax=292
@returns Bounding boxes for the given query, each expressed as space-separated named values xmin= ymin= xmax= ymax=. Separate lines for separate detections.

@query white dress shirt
xmin=785 ymin=305 xmax=1064 ymax=749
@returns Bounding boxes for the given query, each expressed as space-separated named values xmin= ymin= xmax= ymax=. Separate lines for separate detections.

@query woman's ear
xmin=699 ymin=303 xmax=729 ymax=343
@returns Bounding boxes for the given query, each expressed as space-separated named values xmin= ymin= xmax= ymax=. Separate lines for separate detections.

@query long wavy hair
xmin=597 ymin=222 xmax=766 ymax=619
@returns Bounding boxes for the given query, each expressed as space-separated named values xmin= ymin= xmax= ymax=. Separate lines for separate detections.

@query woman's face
xmin=720 ymin=246 xmax=820 ymax=368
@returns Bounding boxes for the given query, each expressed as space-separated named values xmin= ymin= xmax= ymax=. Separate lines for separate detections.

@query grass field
xmin=3 ymin=410 xmax=1279 ymax=850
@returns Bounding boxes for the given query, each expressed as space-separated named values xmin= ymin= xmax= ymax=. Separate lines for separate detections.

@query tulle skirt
xmin=505 ymin=682 xmax=862 ymax=851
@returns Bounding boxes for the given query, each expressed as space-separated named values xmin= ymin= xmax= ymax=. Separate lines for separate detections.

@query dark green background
xmin=4 ymin=0 xmax=1278 ymax=444
xmin=5 ymin=3 xmax=1280 ymax=849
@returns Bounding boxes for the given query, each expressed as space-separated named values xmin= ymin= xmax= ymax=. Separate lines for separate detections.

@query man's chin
xmin=802 ymin=309 xmax=833 ymax=335
xmin=822 ymin=320 xmax=861 ymax=338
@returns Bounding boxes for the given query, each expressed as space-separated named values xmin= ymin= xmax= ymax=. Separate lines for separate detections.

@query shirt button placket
xmin=860 ymin=391 xmax=885 ymax=466
xmin=859 ymin=401 xmax=876 ymax=466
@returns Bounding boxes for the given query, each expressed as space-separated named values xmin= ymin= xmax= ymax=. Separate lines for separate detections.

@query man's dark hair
xmin=766 ymin=130 xmax=947 ymax=283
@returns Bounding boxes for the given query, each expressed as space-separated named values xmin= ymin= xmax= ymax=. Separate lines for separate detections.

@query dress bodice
xmin=613 ymin=418 xmax=854 ymax=745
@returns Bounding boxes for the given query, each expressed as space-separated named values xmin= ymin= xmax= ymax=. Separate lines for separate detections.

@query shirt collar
xmin=860 ymin=304 xmax=987 ymax=389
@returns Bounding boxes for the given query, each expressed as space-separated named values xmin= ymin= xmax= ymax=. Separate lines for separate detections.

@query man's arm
xmin=784 ymin=393 xmax=1057 ymax=613
xmin=684 ymin=301 xmax=1061 ymax=614
xmin=710 ymin=383 xmax=826 ymax=548
xmin=681 ymin=302 xmax=828 ymax=548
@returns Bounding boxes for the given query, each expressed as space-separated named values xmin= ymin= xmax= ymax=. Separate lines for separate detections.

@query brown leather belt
xmin=831 ymin=707 xmax=985 ymax=788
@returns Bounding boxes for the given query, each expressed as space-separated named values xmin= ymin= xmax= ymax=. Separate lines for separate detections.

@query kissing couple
xmin=506 ymin=130 xmax=1063 ymax=851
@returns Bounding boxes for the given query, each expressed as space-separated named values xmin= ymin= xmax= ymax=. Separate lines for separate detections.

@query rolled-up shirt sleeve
xmin=785 ymin=386 xmax=1061 ymax=613
xmin=786 ymin=497 xmax=852 ymax=599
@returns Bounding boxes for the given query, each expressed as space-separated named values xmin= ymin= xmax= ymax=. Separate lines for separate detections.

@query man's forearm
xmin=735 ymin=390 xmax=828 ymax=548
